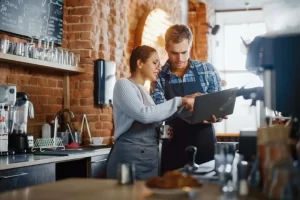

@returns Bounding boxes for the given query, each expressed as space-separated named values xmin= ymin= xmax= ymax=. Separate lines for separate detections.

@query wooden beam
xmin=63 ymin=73 xmax=70 ymax=122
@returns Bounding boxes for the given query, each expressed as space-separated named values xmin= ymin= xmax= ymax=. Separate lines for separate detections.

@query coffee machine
xmin=0 ymin=85 xmax=16 ymax=155
xmin=8 ymin=92 xmax=34 ymax=154
xmin=236 ymin=33 xmax=300 ymax=160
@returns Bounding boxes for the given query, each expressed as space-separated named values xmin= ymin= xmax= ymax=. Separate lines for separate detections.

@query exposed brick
xmin=1 ymin=0 xmax=183 ymax=140
xmin=39 ymin=96 xmax=49 ymax=104
xmin=68 ymin=7 xmax=94 ymax=15
xmin=69 ymin=40 xmax=94 ymax=49
xmin=53 ymin=88 xmax=63 ymax=96
xmin=72 ymin=90 xmax=93 ymax=98
xmin=66 ymin=16 xmax=80 ymax=23
xmin=80 ymin=58 xmax=95 ymax=65
xmin=81 ymin=16 xmax=98 ymax=23
xmin=100 ymin=114 xmax=112 ymax=121
xmin=95 ymin=122 xmax=102 ymax=129
xmin=66 ymin=33 xmax=81 ymax=40
xmin=80 ymin=98 xmax=94 ymax=106
xmin=79 ymin=49 xmax=92 ymax=58
xmin=80 ymin=32 xmax=94 ymax=40
xmin=85 ymin=114 xmax=98 ymax=122
xmin=48 ymin=79 xmax=57 ymax=87
xmin=66 ymin=0 xmax=95 ymax=7
xmin=79 ymin=81 xmax=94 ymax=90
xmin=48 ymin=97 xmax=63 ymax=105
xmin=81 ymin=64 xmax=94 ymax=74
xmin=71 ymin=98 xmax=80 ymax=107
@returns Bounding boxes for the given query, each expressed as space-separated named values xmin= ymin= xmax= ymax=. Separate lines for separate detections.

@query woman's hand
xmin=181 ymin=97 xmax=195 ymax=112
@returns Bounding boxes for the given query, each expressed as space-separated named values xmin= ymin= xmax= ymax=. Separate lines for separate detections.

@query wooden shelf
xmin=0 ymin=52 xmax=85 ymax=73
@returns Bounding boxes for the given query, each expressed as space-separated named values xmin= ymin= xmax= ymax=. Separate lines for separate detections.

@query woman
xmin=106 ymin=45 xmax=195 ymax=180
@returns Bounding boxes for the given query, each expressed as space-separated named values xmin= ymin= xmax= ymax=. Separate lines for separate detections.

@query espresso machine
xmin=8 ymin=92 xmax=34 ymax=154
xmin=0 ymin=85 xmax=16 ymax=155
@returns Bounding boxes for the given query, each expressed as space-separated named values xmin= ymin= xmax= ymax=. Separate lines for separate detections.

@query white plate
xmin=146 ymin=187 xmax=200 ymax=195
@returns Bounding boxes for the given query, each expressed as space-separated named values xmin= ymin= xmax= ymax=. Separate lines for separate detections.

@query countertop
xmin=0 ymin=147 xmax=111 ymax=171
xmin=0 ymin=178 xmax=265 ymax=200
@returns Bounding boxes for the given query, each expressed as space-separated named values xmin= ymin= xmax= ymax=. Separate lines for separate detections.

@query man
xmin=151 ymin=24 xmax=223 ymax=174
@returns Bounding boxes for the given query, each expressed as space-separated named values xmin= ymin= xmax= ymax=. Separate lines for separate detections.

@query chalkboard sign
xmin=0 ymin=0 xmax=63 ymax=44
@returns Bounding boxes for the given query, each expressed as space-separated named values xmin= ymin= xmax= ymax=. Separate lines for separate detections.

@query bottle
xmin=42 ymin=123 xmax=51 ymax=138
xmin=0 ymin=108 xmax=8 ymax=155
xmin=238 ymin=161 xmax=249 ymax=196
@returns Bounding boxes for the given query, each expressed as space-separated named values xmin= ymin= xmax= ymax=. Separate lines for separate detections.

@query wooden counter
xmin=0 ymin=178 xmax=265 ymax=200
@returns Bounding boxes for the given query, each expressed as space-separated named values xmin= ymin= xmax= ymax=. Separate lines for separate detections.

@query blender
xmin=8 ymin=92 xmax=34 ymax=154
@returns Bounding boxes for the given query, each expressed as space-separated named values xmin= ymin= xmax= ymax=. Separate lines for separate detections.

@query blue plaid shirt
xmin=151 ymin=60 xmax=222 ymax=104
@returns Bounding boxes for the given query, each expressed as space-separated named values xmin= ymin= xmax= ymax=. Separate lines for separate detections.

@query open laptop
xmin=178 ymin=87 xmax=238 ymax=124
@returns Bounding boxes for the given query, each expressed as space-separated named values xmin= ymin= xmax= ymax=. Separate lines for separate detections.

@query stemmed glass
xmin=43 ymin=37 xmax=50 ymax=61
xmin=46 ymin=38 xmax=57 ymax=62
xmin=36 ymin=36 xmax=45 ymax=60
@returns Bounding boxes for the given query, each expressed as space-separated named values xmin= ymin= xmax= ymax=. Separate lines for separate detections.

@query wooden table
xmin=0 ymin=178 xmax=264 ymax=200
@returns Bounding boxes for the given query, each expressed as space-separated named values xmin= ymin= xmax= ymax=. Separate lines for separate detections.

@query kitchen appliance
xmin=94 ymin=59 xmax=116 ymax=107
xmin=246 ymin=34 xmax=300 ymax=118
xmin=235 ymin=34 xmax=300 ymax=160
xmin=0 ymin=85 xmax=16 ymax=155
xmin=8 ymin=92 xmax=34 ymax=154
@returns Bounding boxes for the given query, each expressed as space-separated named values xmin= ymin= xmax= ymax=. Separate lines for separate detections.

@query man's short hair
xmin=165 ymin=24 xmax=193 ymax=46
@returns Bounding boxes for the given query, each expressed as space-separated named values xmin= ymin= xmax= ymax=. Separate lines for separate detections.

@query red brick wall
xmin=0 ymin=0 xmax=183 ymax=144
xmin=63 ymin=0 xmax=129 ymax=144
xmin=189 ymin=2 xmax=208 ymax=61
xmin=126 ymin=0 xmax=182 ymax=68
xmin=0 ymin=33 xmax=64 ymax=139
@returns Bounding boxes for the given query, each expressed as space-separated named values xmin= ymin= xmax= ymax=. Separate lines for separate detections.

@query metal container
xmin=159 ymin=122 xmax=170 ymax=139
xmin=117 ymin=163 xmax=135 ymax=185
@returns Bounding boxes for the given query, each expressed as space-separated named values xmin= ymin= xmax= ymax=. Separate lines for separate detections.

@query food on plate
xmin=146 ymin=170 xmax=202 ymax=189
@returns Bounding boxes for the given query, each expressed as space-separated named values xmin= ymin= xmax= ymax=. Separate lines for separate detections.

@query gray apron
xmin=106 ymin=80 xmax=159 ymax=180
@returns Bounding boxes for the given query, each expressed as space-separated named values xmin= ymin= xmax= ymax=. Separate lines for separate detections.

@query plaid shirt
xmin=151 ymin=60 xmax=222 ymax=104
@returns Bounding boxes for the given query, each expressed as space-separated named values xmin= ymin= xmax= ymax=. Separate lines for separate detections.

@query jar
xmin=262 ymin=142 xmax=291 ymax=195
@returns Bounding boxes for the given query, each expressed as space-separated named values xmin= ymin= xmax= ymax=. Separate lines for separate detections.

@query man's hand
xmin=202 ymin=115 xmax=228 ymax=124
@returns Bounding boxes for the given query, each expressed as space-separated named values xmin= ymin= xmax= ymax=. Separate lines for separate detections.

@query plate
xmin=146 ymin=186 xmax=200 ymax=195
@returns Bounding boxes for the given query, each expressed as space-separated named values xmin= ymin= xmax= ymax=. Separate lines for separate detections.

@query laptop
xmin=178 ymin=87 xmax=238 ymax=124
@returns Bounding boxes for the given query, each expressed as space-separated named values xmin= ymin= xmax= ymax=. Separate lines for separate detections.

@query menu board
xmin=0 ymin=0 xmax=63 ymax=44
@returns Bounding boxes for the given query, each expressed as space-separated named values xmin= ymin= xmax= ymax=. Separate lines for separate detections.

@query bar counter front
xmin=0 ymin=178 xmax=265 ymax=200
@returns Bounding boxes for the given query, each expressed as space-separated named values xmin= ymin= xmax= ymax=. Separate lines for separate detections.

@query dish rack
xmin=32 ymin=138 xmax=65 ymax=152
xmin=32 ymin=114 xmax=93 ymax=151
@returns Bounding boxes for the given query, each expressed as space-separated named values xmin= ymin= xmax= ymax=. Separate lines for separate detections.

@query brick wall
xmin=0 ymin=0 xmax=183 ymax=144
xmin=0 ymin=33 xmax=64 ymax=139
xmin=64 ymin=0 xmax=129 ymax=144
xmin=126 ymin=0 xmax=182 ymax=68
xmin=206 ymin=2 xmax=216 ymax=63
xmin=189 ymin=2 xmax=208 ymax=61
